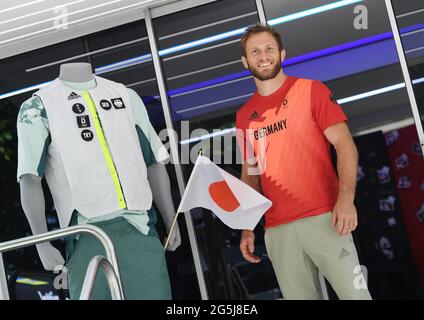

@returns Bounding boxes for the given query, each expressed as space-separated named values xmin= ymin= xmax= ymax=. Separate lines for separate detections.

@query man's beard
xmin=248 ymin=59 xmax=282 ymax=81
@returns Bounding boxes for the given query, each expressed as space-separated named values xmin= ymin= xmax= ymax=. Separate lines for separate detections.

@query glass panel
xmin=153 ymin=0 xmax=282 ymax=299
xmin=0 ymin=18 xmax=197 ymax=300
xmin=260 ymin=0 xmax=424 ymax=299
xmin=391 ymin=0 xmax=424 ymax=144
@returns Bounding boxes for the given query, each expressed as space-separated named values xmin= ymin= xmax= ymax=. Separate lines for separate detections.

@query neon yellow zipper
xmin=82 ymin=91 xmax=126 ymax=209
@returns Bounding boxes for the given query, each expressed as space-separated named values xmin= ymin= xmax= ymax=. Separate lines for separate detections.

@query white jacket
xmin=35 ymin=76 xmax=152 ymax=228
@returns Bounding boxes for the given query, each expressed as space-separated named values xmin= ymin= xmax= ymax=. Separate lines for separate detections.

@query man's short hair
xmin=241 ymin=23 xmax=284 ymax=56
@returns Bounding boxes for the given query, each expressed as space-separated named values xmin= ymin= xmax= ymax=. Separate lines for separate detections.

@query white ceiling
xmin=0 ymin=0 xmax=215 ymax=59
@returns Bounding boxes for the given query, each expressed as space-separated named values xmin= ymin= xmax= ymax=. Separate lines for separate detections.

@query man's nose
xmin=258 ymin=51 xmax=269 ymax=61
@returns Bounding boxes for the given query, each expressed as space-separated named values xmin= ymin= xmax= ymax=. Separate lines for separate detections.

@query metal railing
xmin=0 ymin=224 xmax=125 ymax=300
xmin=79 ymin=255 xmax=123 ymax=300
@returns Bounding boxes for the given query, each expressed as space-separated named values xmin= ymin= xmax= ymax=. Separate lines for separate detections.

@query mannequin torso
xmin=18 ymin=63 xmax=180 ymax=271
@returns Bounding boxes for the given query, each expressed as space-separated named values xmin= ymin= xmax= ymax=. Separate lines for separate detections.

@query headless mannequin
xmin=20 ymin=63 xmax=180 ymax=271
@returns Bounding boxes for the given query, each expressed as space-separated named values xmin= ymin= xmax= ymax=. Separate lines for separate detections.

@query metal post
xmin=0 ymin=224 xmax=124 ymax=300
xmin=0 ymin=253 xmax=9 ymax=300
xmin=80 ymin=256 xmax=123 ymax=300
xmin=255 ymin=0 xmax=267 ymax=24
xmin=143 ymin=8 xmax=209 ymax=300
xmin=384 ymin=0 xmax=424 ymax=156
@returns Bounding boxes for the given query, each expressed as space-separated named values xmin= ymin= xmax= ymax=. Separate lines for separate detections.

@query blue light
xmin=1 ymin=0 xmax=366 ymax=95
xmin=0 ymin=81 xmax=51 ymax=100
xmin=337 ymin=83 xmax=406 ymax=104
xmin=95 ymin=53 xmax=152 ymax=74
xmin=160 ymin=0 xmax=364 ymax=58
xmin=92 ymin=0 xmax=364 ymax=74
xmin=4 ymin=0 xmax=420 ymax=101
xmin=178 ymin=76 xmax=424 ymax=144
xmin=413 ymin=77 xmax=424 ymax=85
xmin=159 ymin=27 xmax=246 ymax=56
xmin=168 ymin=23 xmax=424 ymax=97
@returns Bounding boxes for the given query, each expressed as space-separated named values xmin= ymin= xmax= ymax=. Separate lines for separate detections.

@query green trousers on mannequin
xmin=66 ymin=216 xmax=171 ymax=300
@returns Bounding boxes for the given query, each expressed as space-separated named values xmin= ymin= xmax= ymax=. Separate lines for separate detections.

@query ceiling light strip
xmin=0 ymin=0 xmax=122 ymax=37
xmin=0 ymin=0 xmax=152 ymax=46
xmin=0 ymin=0 xmax=45 ymax=15
xmin=158 ymin=11 xmax=257 ymax=41
xmin=0 ymin=0 xmax=84 ymax=26
xmin=25 ymin=37 xmax=148 ymax=72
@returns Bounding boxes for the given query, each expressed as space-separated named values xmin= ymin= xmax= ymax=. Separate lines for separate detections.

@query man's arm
xmin=240 ymin=161 xmax=262 ymax=263
xmin=324 ymin=122 xmax=359 ymax=236
xmin=241 ymin=160 xmax=262 ymax=193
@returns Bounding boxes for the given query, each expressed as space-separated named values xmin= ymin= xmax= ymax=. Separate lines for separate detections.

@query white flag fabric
xmin=177 ymin=155 xmax=272 ymax=230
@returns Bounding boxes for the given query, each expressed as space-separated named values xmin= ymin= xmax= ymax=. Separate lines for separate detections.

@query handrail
xmin=0 ymin=224 xmax=125 ymax=300
xmin=79 ymin=255 xmax=123 ymax=300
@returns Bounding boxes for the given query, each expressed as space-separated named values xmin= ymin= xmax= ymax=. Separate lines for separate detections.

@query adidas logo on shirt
xmin=339 ymin=248 xmax=351 ymax=259
xmin=249 ymin=111 xmax=260 ymax=121
xmin=68 ymin=92 xmax=81 ymax=100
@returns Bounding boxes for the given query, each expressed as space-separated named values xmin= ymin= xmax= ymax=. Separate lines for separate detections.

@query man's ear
xmin=241 ymin=55 xmax=249 ymax=69
xmin=280 ymin=49 xmax=286 ymax=63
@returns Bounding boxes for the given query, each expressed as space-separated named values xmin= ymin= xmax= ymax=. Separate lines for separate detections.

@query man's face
xmin=242 ymin=32 xmax=285 ymax=81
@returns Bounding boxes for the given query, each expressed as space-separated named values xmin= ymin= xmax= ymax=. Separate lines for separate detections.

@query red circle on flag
xmin=208 ymin=180 xmax=240 ymax=212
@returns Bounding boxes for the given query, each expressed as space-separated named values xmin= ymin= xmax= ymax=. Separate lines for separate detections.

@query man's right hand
xmin=36 ymin=242 xmax=65 ymax=271
xmin=240 ymin=230 xmax=261 ymax=263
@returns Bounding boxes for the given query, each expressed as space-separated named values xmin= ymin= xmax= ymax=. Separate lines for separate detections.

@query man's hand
xmin=332 ymin=200 xmax=358 ymax=236
xmin=240 ymin=230 xmax=261 ymax=263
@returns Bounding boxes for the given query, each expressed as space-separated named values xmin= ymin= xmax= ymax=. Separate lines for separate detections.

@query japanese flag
xmin=177 ymin=155 xmax=272 ymax=230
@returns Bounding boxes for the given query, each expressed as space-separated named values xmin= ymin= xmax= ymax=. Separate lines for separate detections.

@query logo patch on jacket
xmin=68 ymin=92 xmax=81 ymax=100
xmin=72 ymin=103 xmax=85 ymax=114
xmin=81 ymin=129 xmax=94 ymax=142
xmin=100 ymin=99 xmax=112 ymax=110
xmin=111 ymin=98 xmax=125 ymax=109
xmin=76 ymin=115 xmax=91 ymax=128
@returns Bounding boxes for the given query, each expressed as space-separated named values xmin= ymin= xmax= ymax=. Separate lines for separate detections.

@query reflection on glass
xmin=0 ymin=18 xmax=198 ymax=300
xmin=391 ymin=0 xmax=424 ymax=135
xmin=153 ymin=0 xmax=281 ymax=299
xmin=258 ymin=0 xmax=424 ymax=299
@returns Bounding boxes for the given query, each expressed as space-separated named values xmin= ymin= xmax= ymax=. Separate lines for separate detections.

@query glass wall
xmin=261 ymin=0 xmax=424 ymax=299
xmin=0 ymin=16 xmax=200 ymax=300
xmin=152 ymin=0 xmax=280 ymax=299
xmin=1 ymin=0 xmax=423 ymax=301
xmin=390 ymin=0 xmax=424 ymax=140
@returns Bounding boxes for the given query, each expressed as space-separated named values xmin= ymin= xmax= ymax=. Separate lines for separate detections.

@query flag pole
xmin=164 ymin=211 xmax=180 ymax=251
xmin=164 ymin=149 xmax=203 ymax=251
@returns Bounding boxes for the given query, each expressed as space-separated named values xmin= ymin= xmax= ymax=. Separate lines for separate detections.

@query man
xmin=236 ymin=24 xmax=371 ymax=300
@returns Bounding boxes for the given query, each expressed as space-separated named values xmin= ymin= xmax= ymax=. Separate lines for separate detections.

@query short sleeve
xmin=129 ymin=88 xmax=170 ymax=166
xmin=16 ymin=96 xmax=51 ymax=182
xmin=311 ymin=81 xmax=347 ymax=132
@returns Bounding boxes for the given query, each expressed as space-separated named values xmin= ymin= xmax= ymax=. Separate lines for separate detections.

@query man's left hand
xmin=332 ymin=200 xmax=358 ymax=236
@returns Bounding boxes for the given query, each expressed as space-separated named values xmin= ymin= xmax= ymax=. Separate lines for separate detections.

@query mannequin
xmin=17 ymin=63 xmax=180 ymax=299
